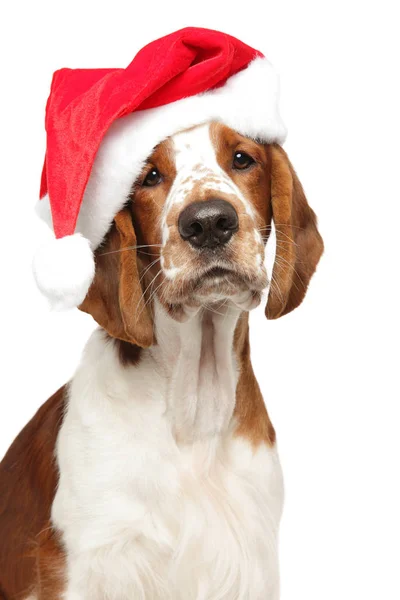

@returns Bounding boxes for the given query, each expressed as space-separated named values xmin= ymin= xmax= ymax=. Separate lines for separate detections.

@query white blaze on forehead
xmin=172 ymin=123 xmax=219 ymax=171
xmin=167 ymin=124 xmax=255 ymax=215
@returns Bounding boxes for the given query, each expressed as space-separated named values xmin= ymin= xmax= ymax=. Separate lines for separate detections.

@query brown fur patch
xmin=211 ymin=122 xmax=271 ymax=226
xmin=80 ymin=209 xmax=153 ymax=348
xmin=265 ymin=145 xmax=324 ymax=319
xmin=132 ymin=138 xmax=176 ymax=253
xmin=127 ymin=139 xmax=178 ymax=320
xmin=0 ymin=386 xmax=67 ymax=599
xmin=35 ymin=527 xmax=66 ymax=599
xmin=113 ymin=337 xmax=142 ymax=367
xmin=233 ymin=315 xmax=276 ymax=447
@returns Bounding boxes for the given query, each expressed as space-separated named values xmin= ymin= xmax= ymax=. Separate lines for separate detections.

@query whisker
xmin=258 ymin=223 xmax=307 ymax=231
xmin=273 ymin=231 xmax=299 ymax=248
xmin=273 ymin=255 xmax=304 ymax=291
xmin=203 ymin=303 xmax=223 ymax=316
xmin=141 ymin=279 xmax=166 ymax=316
xmin=139 ymin=257 xmax=161 ymax=284
xmin=267 ymin=239 xmax=293 ymax=247
xmin=203 ymin=301 xmax=236 ymax=318
xmin=140 ymin=269 xmax=162 ymax=305
xmin=134 ymin=271 xmax=163 ymax=323
xmin=269 ymin=275 xmax=285 ymax=306
xmin=99 ymin=244 xmax=162 ymax=257
xmin=137 ymin=250 xmax=161 ymax=256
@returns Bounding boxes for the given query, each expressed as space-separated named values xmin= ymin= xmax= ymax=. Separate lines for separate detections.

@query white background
xmin=0 ymin=1 xmax=399 ymax=598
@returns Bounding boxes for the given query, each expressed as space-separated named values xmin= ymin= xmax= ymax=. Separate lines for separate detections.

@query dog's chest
xmin=51 ymin=331 xmax=283 ymax=599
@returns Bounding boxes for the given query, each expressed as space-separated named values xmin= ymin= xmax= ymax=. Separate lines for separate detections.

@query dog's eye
xmin=232 ymin=151 xmax=255 ymax=171
xmin=142 ymin=167 xmax=162 ymax=187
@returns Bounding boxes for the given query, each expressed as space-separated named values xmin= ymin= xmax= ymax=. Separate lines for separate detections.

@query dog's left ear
xmin=266 ymin=145 xmax=324 ymax=319
xmin=79 ymin=208 xmax=153 ymax=347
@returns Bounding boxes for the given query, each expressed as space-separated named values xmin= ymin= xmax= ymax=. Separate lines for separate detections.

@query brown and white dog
xmin=0 ymin=122 xmax=323 ymax=599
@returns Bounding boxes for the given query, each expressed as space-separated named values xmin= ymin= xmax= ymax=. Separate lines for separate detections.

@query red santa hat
xmin=33 ymin=27 xmax=286 ymax=309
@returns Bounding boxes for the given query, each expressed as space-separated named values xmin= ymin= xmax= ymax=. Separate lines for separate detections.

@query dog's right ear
xmin=79 ymin=208 xmax=153 ymax=347
xmin=265 ymin=145 xmax=324 ymax=319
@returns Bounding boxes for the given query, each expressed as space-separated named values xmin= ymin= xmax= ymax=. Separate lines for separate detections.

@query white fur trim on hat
xmin=32 ymin=233 xmax=95 ymax=310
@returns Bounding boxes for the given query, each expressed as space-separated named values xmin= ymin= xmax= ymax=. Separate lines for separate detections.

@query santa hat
xmin=33 ymin=27 xmax=286 ymax=310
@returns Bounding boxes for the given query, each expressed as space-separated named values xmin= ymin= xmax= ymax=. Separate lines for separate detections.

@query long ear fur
xmin=79 ymin=208 xmax=153 ymax=346
xmin=266 ymin=145 xmax=324 ymax=319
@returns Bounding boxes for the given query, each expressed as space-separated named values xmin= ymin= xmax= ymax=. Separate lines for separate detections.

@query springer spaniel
xmin=0 ymin=122 xmax=323 ymax=599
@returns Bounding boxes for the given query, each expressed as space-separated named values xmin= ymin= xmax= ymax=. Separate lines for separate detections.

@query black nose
xmin=178 ymin=199 xmax=239 ymax=249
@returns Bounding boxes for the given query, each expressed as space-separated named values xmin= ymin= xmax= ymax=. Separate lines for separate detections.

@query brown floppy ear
xmin=79 ymin=208 xmax=153 ymax=347
xmin=266 ymin=144 xmax=324 ymax=319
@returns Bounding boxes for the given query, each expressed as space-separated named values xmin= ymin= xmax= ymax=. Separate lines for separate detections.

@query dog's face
xmin=132 ymin=123 xmax=270 ymax=316
xmin=80 ymin=122 xmax=324 ymax=346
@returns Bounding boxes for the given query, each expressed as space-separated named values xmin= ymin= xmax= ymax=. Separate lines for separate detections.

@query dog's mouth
xmin=160 ymin=260 xmax=268 ymax=308
xmin=198 ymin=265 xmax=236 ymax=281
xmin=194 ymin=265 xmax=249 ymax=290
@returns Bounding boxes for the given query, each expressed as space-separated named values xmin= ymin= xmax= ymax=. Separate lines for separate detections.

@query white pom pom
xmin=32 ymin=233 xmax=95 ymax=310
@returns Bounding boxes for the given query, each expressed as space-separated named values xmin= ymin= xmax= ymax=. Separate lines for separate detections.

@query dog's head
xmin=80 ymin=122 xmax=324 ymax=346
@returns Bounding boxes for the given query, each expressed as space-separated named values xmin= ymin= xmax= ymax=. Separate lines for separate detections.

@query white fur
xmin=32 ymin=233 xmax=95 ymax=310
xmin=52 ymin=301 xmax=284 ymax=599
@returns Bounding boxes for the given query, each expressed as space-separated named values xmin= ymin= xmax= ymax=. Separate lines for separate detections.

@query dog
xmin=0 ymin=121 xmax=323 ymax=599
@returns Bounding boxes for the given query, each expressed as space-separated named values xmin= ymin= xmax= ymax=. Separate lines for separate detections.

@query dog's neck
xmin=75 ymin=298 xmax=276 ymax=448
xmin=149 ymin=299 xmax=242 ymax=443
xmin=76 ymin=299 xmax=243 ymax=445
